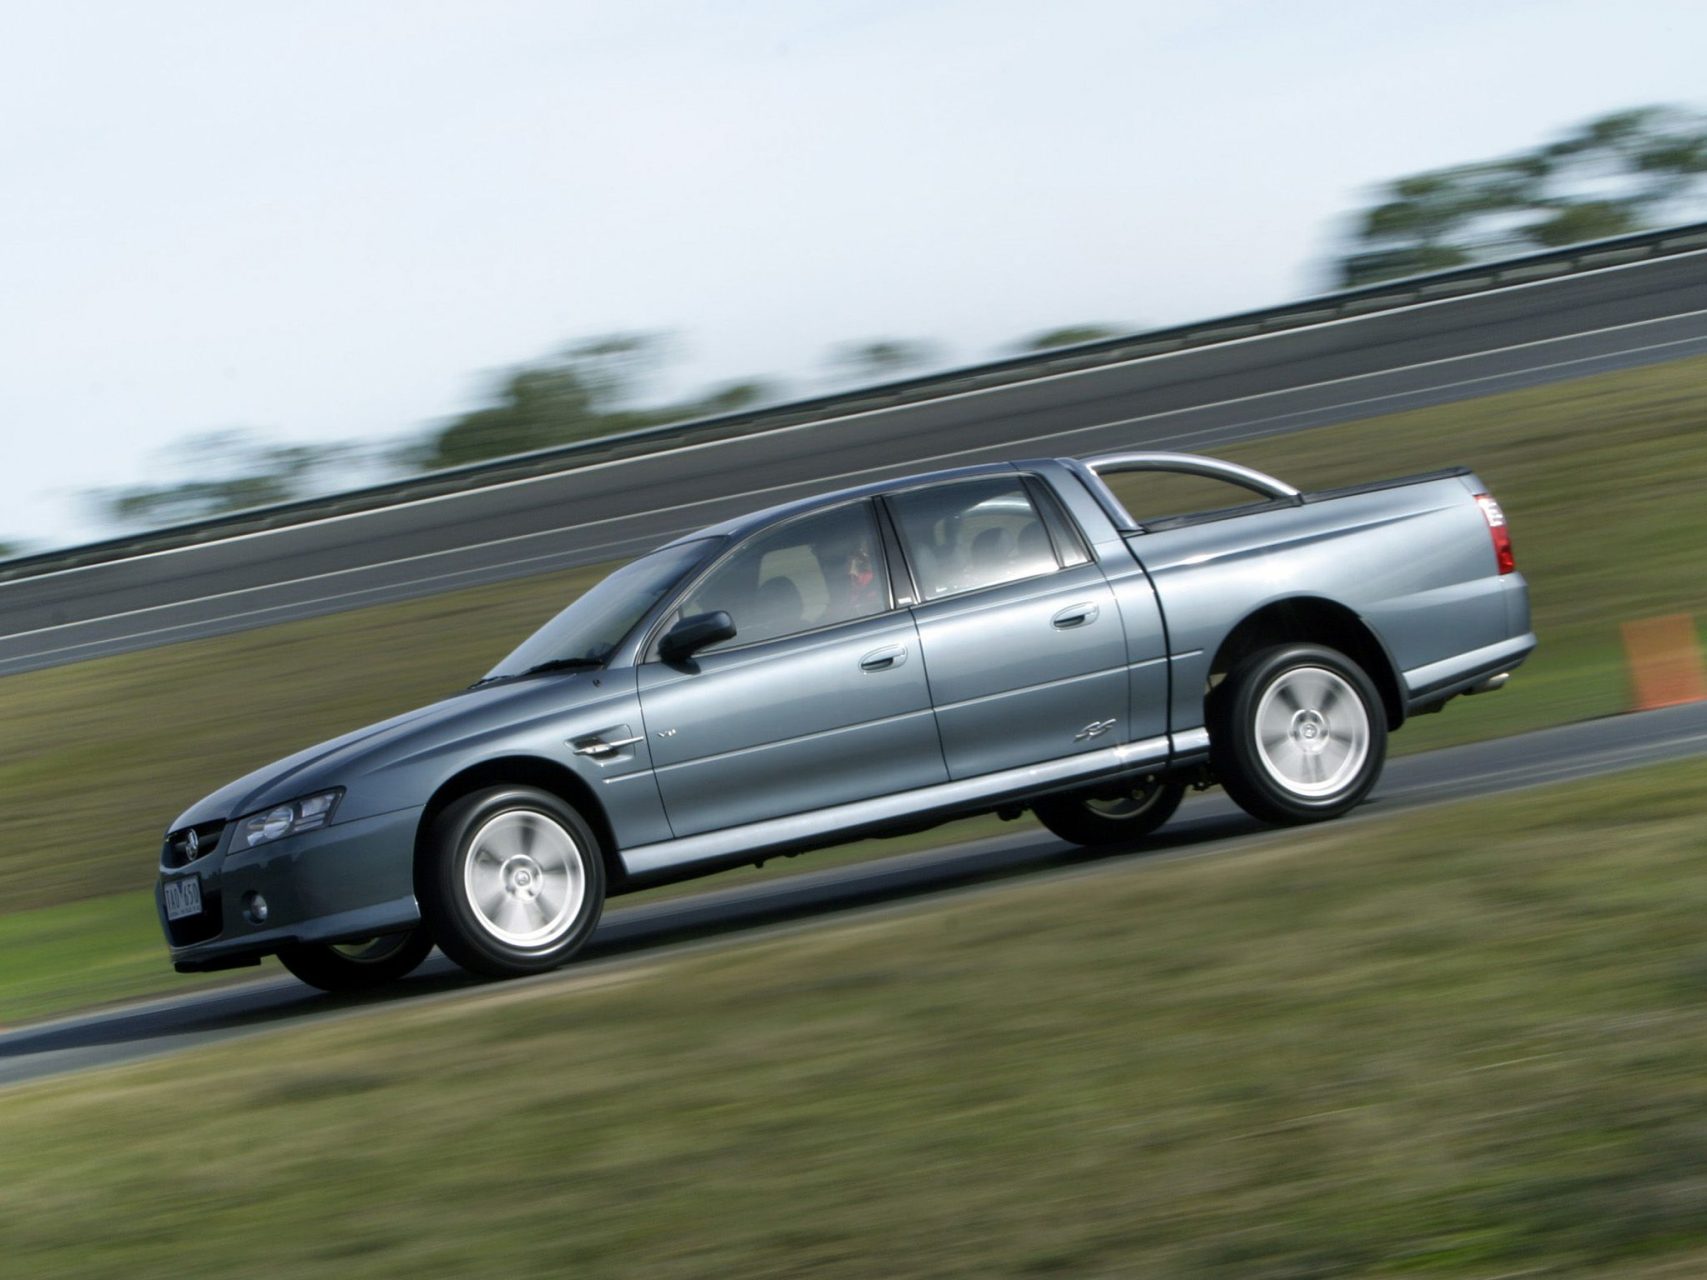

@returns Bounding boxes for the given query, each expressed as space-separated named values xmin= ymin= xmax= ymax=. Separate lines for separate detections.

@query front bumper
xmin=157 ymin=806 xmax=424 ymax=971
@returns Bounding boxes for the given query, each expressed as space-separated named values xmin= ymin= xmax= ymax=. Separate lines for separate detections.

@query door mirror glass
xmin=659 ymin=611 xmax=737 ymax=663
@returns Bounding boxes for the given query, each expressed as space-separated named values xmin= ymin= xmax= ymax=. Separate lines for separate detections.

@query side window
xmin=676 ymin=503 xmax=889 ymax=650
xmin=887 ymin=478 xmax=1060 ymax=600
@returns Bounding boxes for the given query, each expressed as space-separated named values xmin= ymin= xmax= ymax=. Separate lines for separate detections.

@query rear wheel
xmin=1210 ymin=643 xmax=1387 ymax=825
xmin=1033 ymin=775 xmax=1186 ymax=848
xmin=417 ymin=786 xmax=606 ymax=979
xmin=277 ymin=927 xmax=435 ymax=993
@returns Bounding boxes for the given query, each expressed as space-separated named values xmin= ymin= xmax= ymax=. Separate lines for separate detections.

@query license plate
xmin=164 ymin=877 xmax=203 ymax=921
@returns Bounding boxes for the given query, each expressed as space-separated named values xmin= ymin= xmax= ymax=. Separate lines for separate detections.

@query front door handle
xmin=859 ymin=643 xmax=908 ymax=673
xmin=1052 ymin=602 xmax=1100 ymax=629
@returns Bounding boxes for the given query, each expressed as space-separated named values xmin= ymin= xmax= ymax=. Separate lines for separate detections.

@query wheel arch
xmin=1208 ymin=596 xmax=1405 ymax=729
xmin=414 ymin=755 xmax=628 ymax=892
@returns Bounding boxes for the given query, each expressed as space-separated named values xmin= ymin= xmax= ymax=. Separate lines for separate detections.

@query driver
xmin=844 ymin=542 xmax=882 ymax=616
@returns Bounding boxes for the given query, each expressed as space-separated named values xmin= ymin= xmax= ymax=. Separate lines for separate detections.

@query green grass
xmin=4 ymin=761 xmax=1707 ymax=1277
xmin=1 ymin=353 xmax=1704 ymax=1019
xmin=0 ymin=892 xmax=275 ymax=1028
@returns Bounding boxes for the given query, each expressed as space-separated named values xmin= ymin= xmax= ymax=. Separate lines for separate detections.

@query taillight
xmin=1474 ymin=493 xmax=1515 ymax=575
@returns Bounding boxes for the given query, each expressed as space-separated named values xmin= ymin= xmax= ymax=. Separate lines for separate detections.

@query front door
xmin=637 ymin=500 xmax=947 ymax=837
xmin=886 ymin=475 xmax=1129 ymax=780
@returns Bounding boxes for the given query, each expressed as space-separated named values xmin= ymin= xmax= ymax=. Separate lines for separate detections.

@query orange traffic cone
xmin=1621 ymin=614 xmax=1707 ymax=710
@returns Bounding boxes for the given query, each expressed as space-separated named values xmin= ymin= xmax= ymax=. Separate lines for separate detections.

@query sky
xmin=3 ymin=0 xmax=1704 ymax=549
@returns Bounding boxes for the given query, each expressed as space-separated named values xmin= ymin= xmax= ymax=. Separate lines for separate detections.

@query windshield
xmin=480 ymin=539 xmax=716 ymax=682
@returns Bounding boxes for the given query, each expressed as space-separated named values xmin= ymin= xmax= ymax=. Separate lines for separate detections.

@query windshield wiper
xmin=520 ymin=657 xmax=605 ymax=677
xmin=467 ymin=657 xmax=604 ymax=690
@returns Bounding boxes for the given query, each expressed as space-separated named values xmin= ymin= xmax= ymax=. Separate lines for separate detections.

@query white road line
xmin=7 ymin=317 xmax=1706 ymax=653
xmin=12 ymin=252 xmax=1706 ymax=587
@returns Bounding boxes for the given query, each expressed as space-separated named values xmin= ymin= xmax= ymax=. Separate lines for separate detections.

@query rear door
xmin=885 ymin=474 xmax=1129 ymax=780
xmin=636 ymin=500 xmax=946 ymax=837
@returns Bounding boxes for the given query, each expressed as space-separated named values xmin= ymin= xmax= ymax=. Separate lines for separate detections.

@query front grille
xmin=162 ymin=819 xmax=227 ymax=869
xmin=165 ymin=889 xmax=223 ymax=946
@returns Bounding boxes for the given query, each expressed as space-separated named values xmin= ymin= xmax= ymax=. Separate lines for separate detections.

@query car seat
xmin=753 ymin=575 xmax=805 ymax=639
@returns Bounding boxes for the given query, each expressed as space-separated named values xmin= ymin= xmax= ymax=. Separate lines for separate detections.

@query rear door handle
xmin=860 ymin=644 xmax=908 ymax=673
xmin=1052 ymin=602 xmax=1100 ymax=629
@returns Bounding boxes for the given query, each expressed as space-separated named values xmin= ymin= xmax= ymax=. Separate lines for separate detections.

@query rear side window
xmin=675 ymin=502 xmax=889 ymax=651
xmin=887 ymin=478 xmax=1060 ymax=599
xmin=1101 ymin=470 xmax=1276 ymax=529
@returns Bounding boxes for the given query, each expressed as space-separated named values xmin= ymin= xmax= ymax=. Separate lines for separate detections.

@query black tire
xmin=1033 ymin=775 xmax=1186 ymax=848
xmin=1209 ymin=643 xmax=1387 ymax=825
xmin=416 ymin=786 xmax=606 ymax=979
xmin=277 ymin=927 xmax=435 ymax=993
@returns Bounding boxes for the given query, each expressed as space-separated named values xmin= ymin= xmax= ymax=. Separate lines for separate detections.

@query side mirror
xmin=659 ymin=611 xmax=736 ymax=663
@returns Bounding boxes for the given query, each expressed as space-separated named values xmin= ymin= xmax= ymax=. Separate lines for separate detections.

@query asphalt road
xmin=5 ymin=698 xmax=1705 ymax=1089
xmin=3 ymin=249 xmax=1705 ymax=676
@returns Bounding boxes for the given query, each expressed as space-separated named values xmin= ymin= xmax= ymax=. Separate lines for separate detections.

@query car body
xmin=156 ymin=451 xmax=1534 ymax=989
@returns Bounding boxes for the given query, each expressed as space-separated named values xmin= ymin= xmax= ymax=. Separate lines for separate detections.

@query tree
xmin=1539 ymin=105 xmax=1707 ymax=226
xmin=394 ymin=334 xmax=795 ymax=473
xmin=826 ymin=338 xmax=942 ymax=384
xmin=1338 ymin=156 xmax=1547 ymax=286
xmin=685 ymin=379 xmax=786 ymax=417
xmin=1525 ymin=199 xmax=1642 ymax=248
xmin=409 ymin=333 xmax=672 ymax=471
xmin=89 ymin=431 xmax=356 ymax=530
xmin=1337 ymin=105 xmax=1707 ymax=287
xmin=1016 ymin=324 xmax=1127 ymax=352
xmin=547 ymin=332 xmax=669 ymax=408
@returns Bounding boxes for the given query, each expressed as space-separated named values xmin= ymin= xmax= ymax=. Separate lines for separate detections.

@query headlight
xmin=238 ymin=789 xmax=343 ymax=847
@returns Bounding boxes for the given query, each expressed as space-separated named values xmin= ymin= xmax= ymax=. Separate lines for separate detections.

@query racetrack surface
xmin=5 ymin=698 xmax=1704 ymax=1089
xmin=3 ymin=250 xmax=1705 ymax=676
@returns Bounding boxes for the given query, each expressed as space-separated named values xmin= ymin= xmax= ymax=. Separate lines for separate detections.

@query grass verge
xmin=0 ymin=891 xmax=280 ymax=1027
xmin=3 ymin=760 xmax=1707 ymax=1277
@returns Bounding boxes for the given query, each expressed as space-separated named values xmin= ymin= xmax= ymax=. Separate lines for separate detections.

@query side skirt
xmin=619 ymin=733 xmax=1182 ymax=884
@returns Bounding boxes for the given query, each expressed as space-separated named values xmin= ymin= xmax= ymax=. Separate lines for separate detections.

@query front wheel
xmin=1210 ymin=643 xmax=1387 ymax=825
xmin=277 ymin=928 xmax=435 ymax=993
xmin=1033 ymin=775 xmax=1186 ymax=848
xmin=417 ymin=786 xmax=607 ymax=979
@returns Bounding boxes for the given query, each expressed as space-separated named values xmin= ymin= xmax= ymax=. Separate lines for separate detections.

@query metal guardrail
xmin=6 ymin=220 xmax=1705 ymax=584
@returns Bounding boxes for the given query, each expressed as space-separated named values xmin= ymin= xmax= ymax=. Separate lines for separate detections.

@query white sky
xmin=3 ymin=0 xmax=1703 ymax=548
